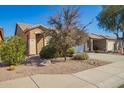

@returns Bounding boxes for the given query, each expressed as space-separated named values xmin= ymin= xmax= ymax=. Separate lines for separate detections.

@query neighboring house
xmin=15 ymin=23 xmax=52 ymax=55
xmin=117 ymin=38 xmax=124 ymax=54
xmin=0 ymin=27 xmax=4 ymax=41
xmin=84 ymin=33 xmax=116 ymax=52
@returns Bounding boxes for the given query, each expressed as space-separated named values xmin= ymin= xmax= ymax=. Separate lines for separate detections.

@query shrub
xmin=39 ymin=45 xmax=58 ymax=59
xmin=0 ymin=36 xmax=26 ymax=66
xmin=81 ymin=52 xmax=89 ymax=60
xmin=73 ymin=52 xmax=89 ymax=60
xmin=67 ymin=48 xmax=75 ymax=57
xmin=73 ymin=54 xmax=83 ymax=60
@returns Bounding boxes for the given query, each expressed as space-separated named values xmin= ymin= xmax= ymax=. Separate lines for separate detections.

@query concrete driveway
xmin=88 ymin=53 xmax=124 ymax=62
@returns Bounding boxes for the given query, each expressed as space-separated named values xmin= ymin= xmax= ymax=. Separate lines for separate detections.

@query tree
xmin=97 ymin=5 xmax=124 ymax=53
xmin=0 ymin=36 xmax=26 ymax=66
xmin=48 ymin=7 xmax=89 ymax=61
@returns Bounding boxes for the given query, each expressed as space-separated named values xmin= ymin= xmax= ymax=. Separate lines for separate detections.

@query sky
xmin=0 ymin=5 xmax=115 ymax=37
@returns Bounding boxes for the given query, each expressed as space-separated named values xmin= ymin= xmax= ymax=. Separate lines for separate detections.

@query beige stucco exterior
xmin=106 ymin=40 xmax=115 ymax=51
xmin=15 ymin=23 xmax=50 ymax=55
xmin=0 ymin=35 xmax=2 ymax=41
xmin=16 ymin=25 xmax=27 ymax=42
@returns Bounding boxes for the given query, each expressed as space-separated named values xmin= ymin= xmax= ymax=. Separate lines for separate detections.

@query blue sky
xmin=0 ymin=5 xmax=115 ymax=37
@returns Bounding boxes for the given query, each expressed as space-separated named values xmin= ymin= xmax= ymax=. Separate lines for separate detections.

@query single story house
xmin=15 ymin=23 xmax=117 ymax=55
xmin=0 ymin=27 xmax=4 ymax=41
xmin=15 ymin=23 xmax=52 ymax=56
xmin=84 ymin=33 xmax=116 ymax=52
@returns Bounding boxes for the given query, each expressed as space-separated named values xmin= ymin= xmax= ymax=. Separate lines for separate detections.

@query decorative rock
xmin=39 ymin=59 xmax=51 ymax=66
xmin=44 ymin=59 xmax=51 ymax=64
xmin=89 ymin=60 xmax=95 ymax=65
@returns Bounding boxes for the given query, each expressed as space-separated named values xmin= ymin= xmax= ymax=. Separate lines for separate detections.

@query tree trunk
xmin=64 ymin=55 xmax=66 ymax=61
xmin=114 ymin=32 xmax=119 ymax=53
xmin=63 ymin=51 xmax=67 ymax=61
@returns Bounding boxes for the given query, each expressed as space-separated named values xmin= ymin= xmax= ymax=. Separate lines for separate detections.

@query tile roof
xmin=103 ymin=35 xmax=115 ymax=40
xmin=89 ymin=33 xmax=104 ymax=39
xmin=17 ymin=23 xmax=33 ymax=31
xmin=89 ymin=33 xmax=115 ymax=40
xmin=17 ymin=23 xmax=51 ymax=32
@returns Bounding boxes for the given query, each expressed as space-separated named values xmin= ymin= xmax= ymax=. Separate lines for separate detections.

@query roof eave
xmin=24 ymin=25 xmax=52 ymax=34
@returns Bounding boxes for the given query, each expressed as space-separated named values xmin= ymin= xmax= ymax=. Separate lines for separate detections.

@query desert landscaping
xmin=0 ymin=56 xmax=111 ymax=81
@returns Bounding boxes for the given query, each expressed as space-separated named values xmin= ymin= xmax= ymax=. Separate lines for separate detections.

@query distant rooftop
xmin=89 ymin=33 xmax=115 ymax=40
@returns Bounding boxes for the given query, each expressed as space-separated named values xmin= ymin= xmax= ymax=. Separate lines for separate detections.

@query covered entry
xmin=25 ymin=26 xmax=51 ymax=55
xmin=84 ymin=33 xmax=115 ymax=52
xmin=36 ymin=33 xmax=45 ymax=54
xmin=86 ymin=39 xmax=106 ymax=52
xmin=93 ymin=39 xmax=106 ymax=51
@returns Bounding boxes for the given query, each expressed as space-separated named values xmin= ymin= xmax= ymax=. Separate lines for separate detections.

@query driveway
xmin=88 ymin=53 xmax=124 ymax=62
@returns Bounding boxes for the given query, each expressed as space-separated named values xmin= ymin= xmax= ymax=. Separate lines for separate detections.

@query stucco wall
xmin=45 ymin=36 xmax=51 ymax=45
xmin=0 ymin=35 xmax=2 ymax=41
xmin=16 ymin=26 xmax=27 ymax=42
xmin=0 ymin=35 xmax=2 ymax=47
xmin=106 ymin=40 xmax=115 ymax=51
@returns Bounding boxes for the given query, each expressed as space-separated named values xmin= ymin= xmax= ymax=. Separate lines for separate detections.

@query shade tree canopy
xmin=48 ymin=6 xmax=89 ymax=61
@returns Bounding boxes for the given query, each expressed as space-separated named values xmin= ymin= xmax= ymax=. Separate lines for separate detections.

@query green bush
xmin=82 ymin=52 xmax=89 ymax=60
xmin=0 ymin=36 xmax=26 ymax=66
xmin=39 ymin=45 xmax=58 ymax=59
xmin=73 ymin=54 xmax=82 ymax=60
xmin=67 ymin=48 xmax=75 ymax=57
xmin=73 ymin=52 xmax=89 ymax=60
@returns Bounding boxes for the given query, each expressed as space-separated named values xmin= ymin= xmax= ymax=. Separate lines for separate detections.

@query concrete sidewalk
xmin=0 ymin=61 xmax=124 ymax=88
xmin=88 ymin=53 xmax=124 ymax=62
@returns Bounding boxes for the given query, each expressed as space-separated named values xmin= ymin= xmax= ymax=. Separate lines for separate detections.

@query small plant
xmin=7 ymin=65 xmax=16 ymax=71
xmin=73 ymin=52 xmax=89 ymax=60
xmin=81 ymin=52 xmax=89 ymax=60
xmin=67 ymin=48 xmax=75 ymax=57
xmin=73 ymin=54 xmax=83 ymax=60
